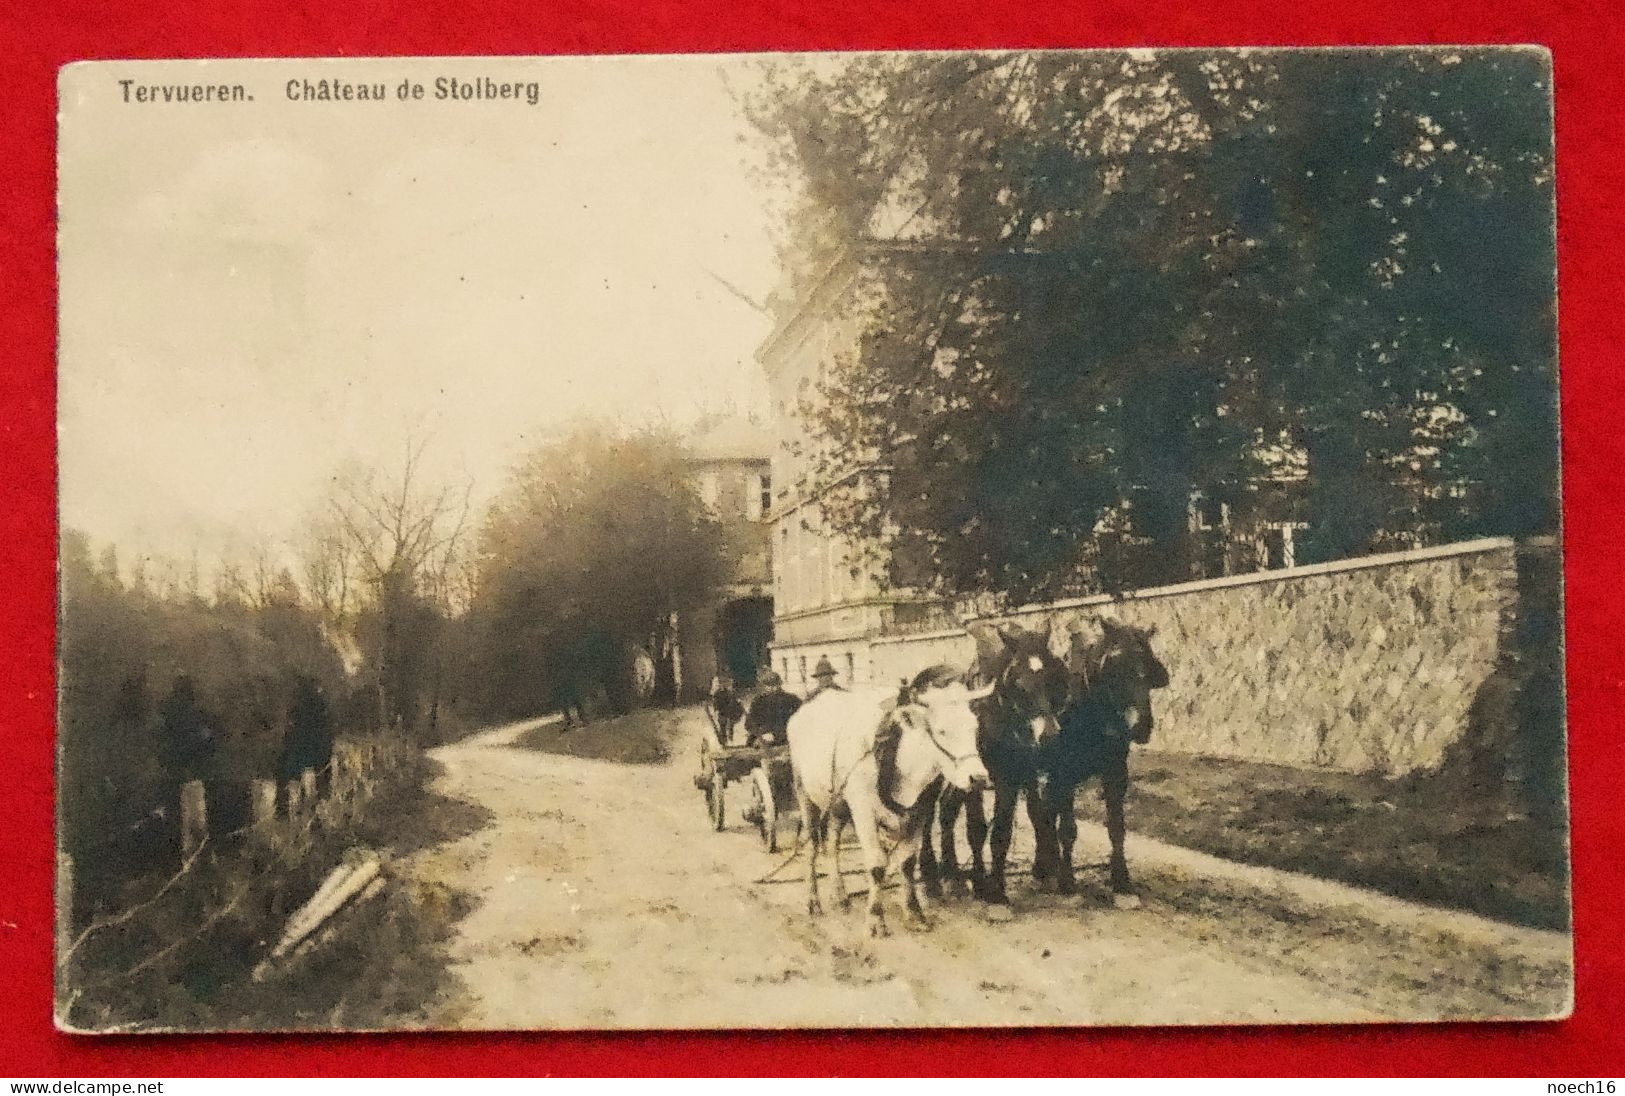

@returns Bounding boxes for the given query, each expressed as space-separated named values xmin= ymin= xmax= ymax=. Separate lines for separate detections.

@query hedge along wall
xmin=869 ymin=537 xmax=1563 ymax=777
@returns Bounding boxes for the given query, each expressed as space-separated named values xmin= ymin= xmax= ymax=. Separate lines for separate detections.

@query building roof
xmin=687 ymin=416 xmax=772 ymax=464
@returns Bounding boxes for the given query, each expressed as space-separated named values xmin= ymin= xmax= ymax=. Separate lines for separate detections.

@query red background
xmin=2 ymin=0 xmax=1620 ymax=1076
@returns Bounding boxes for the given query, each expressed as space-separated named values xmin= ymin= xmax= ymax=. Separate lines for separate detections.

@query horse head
xmin=899 ymin=664 xmax=992 ymax=791
xmin=966 ymin=621 xmax=1071 ymax=746
xmin=1067 ymin=617 xmax=1169 ymax=744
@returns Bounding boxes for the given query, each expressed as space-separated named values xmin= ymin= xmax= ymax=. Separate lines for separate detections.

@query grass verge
xmin=60 ymin=753 xmax=491 ymax=1032
xmin=1080 ymin=748 xmax=1570 ymax=930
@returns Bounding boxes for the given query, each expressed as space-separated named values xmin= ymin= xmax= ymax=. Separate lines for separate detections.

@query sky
xmin=59 ymin=55 xmax=790 ymax=574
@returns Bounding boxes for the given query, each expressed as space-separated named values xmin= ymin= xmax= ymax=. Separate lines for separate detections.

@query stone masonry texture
xmin=869 ymin=541 xmax=1539 ymax=776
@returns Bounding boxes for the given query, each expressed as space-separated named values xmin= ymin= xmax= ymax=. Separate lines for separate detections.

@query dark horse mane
xmin=874 ymin=663 xmax=967 ymax=816
xmin=907 ymin=663 xmax=967 ymax=694
xmin=1069 ymin=618 xmax=1167 ymax=686
xmin=1053 ymin=619 xmax=1169 ymax=770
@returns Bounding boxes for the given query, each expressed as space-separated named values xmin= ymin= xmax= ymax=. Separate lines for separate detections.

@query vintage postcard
xmin=56 ymin=50 xmax=1568 ymax=1032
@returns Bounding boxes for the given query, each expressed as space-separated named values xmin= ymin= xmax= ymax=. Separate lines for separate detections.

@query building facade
xmin=675 ymin=417 xmax=775 ymax=698
xmin=756 ymin=253 xmax=946 ymax=694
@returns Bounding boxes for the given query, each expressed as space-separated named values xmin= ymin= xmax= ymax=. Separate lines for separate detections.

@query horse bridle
xmin=980 ymin=654 xmax=1063 ymax=739
xmin=1075 ymin=640 xmax=1157 ymax=741
xmin=1071 ymin=640 xmax=1114 ymax=694
xmin=892 ymin=702 xmax=981 ymax=771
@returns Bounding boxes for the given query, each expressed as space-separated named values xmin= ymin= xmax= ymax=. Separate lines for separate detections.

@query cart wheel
xmin=750 ymin=768 xmax=778 ymax=852
xmin=710 ymin=770 xmax=727 ymax=831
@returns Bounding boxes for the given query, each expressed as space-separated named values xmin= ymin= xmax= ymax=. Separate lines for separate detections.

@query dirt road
xmin=403 ymin=711 xmax=1571 ymax=1029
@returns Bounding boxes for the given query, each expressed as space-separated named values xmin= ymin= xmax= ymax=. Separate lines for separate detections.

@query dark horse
xmin=917 ymin=622 xmax=1071 ymax=905
xmin=1037 ymin=618 xmax=1169 ymax=906
xmin=918 ymin=617 xmax=1169 ymax=907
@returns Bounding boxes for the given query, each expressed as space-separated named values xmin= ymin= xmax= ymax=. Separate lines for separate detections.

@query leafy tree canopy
xmin=471 ymin=424 xmax=728 ymax=714
xmin=746 ymin=48 xmax=1556 ymax=603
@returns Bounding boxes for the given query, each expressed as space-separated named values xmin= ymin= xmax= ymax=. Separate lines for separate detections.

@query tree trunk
xmin=1300 ymin=425 xmax=1386 ymax=565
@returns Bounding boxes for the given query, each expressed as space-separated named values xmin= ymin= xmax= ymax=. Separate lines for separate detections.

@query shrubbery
xmin=59 ymin=529 xmax=354 ymax=910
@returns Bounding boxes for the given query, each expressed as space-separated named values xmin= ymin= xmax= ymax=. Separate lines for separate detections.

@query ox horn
xmin=966 ymin=680 xmax=996 ymax=701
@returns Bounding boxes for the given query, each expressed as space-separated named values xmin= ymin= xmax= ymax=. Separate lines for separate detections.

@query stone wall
xmin=867 ymin=537 xmax=1559 ymax=776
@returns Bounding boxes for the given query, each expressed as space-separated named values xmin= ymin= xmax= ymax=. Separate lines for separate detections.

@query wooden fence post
xmin=336 ymin=746 xmax=359 ymax=815
xmin=180 ymin=779 xmax=208 ymax=863
xmin=328 ymin=749 xmax=346 ymax=805
xmin=285 ymin=778 xmax=304 ymax=830
xmin=250 ymin=779 xmax=277 ymax=846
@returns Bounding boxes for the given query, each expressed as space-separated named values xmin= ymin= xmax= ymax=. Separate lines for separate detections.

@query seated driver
xmin=743 ymin=671 xmax=802 ymax=747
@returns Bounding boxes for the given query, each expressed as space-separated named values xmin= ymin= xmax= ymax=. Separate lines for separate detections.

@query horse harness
xmin=884 ymin=702 xmax=980 ymax=774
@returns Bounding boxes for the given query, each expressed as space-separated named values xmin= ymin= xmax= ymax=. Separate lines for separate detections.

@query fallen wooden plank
xmin=252 ymin=870 xmax=388 ymax=983
xmin=279 ymin=863 xmax=359 ymax=948
xmin=258 ymin=855 xmax=384 ymax=977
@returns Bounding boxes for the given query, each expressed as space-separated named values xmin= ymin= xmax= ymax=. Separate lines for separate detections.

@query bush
xmin=59 ymin=531 xmax=353 ymax=909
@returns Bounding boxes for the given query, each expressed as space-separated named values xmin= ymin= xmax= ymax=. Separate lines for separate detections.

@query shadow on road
xmin=354 ymin=755 xmax=499 ymax=859
xmin=511 ymin=706 xmax=695 ymax=765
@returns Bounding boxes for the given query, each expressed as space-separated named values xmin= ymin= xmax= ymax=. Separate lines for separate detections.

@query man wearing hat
xmin=709 ymin=674 xmax=745 ymax=744
xmin=809 ymin=655 xmax=842 ymax=697
xmin=743 ymin=670 xmax=802 ymax=747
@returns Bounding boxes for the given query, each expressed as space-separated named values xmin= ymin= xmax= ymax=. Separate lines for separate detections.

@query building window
xmin=788 ymin=518 xmax=801 ymax=612
xmin=746 ymin=471 xmax=770 ymax=522
xmin=1261 ymin=525 xmax=1288 ymax=570
xmin=1191 ymin=493 xmax=1228 ymax=531
xmin=698 ymin=471 xmax=720 ymax=515
xmin=778 ymin=524 xmax=789 ymax=598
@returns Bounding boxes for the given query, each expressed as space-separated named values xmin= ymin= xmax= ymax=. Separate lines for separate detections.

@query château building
xmin=756 ymin=249 xmax=945 ymax=693
xmin=675 ymin=416 xmax=775 ymax=697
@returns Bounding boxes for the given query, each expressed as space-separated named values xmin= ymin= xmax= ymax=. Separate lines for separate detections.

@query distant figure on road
xmin=553 ymin=668 xmax=587 ymax=733
xmin=743 ymin=670 xmax=801 ymax=747
xmin=710 ymin=674 xmax=745 ymax=745
xmin=808 ymin=655 xmax=842 ymax=698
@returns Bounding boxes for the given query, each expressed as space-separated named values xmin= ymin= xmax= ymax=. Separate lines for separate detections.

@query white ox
xmin=788 ymin=667 xmax=991 ymax=937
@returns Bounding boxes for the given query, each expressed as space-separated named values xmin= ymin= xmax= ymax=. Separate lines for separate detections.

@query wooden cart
xmin=692 ymin=718 xmax=799 ymax=852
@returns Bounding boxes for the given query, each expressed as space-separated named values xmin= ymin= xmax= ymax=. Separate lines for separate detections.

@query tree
xmin=471 ymin=424 xmax=728 ymax=717
xmin=318 ymin=437 xmax=472 ymax=737
xmin=746 ymin=48 xmax=1556 ymax=602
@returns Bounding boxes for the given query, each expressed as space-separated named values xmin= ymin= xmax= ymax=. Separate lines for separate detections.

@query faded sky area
xmin=59 ymin=56 xmax=786 ymax=571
